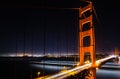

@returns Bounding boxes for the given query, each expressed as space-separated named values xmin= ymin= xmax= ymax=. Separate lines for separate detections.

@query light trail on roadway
xmin=35 ymin=55 xmax=116 ymax=79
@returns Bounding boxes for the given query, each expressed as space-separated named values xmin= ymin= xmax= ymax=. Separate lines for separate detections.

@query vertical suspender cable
xmin=23 ymin=17 xmax=26 ymax=56
xmin=59 ymin=26 xmax=61 ymax=66
xmin=59 ymin=22 xmax=61 ymax=67
xmin=24 ymin=32 xmax=26 ymax=57
xmin=66 ymin=19 xmax=68 ymax=63
xmin=14 ymin=32 xmax=18 ymax=79
xmin=43 ymin=10 xmax=46 ymax=76
xmin=32 ymin=32 xmax=34 ymax=57
xmin=16 ymin=32 xmax=18 ymax=57
xmin=56 ymin=17 xmax=61 ymax=65
xmin=57 ymin=23 xmax=59 ymax=65
xmin=73 ymin=17 xmax=77 ymax=67
xmin=43 ymin=18 xmax=46 ymax=57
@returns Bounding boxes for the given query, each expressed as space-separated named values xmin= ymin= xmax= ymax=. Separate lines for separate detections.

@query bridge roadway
xmin=35 ymin=55 xmax=116 ymax=79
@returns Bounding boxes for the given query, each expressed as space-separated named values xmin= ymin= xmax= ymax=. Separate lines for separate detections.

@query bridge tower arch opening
xmin=79 ymin=1 xmax=96 ymax=67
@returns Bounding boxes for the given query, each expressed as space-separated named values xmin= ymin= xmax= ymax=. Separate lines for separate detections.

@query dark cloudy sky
xmin=0 ymin=0 xmax=120 ymax=56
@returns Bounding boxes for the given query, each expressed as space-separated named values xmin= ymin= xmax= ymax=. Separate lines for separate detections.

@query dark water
xmin=0 ymin=58 xmax=73 ymax=79
xmin=96 ymin=57 xmax=120 ymax=79
xmin=0 ymin=60 xmax=31 ymax=79
xmin=0 ymin=57 xmax=119 ymax=79
xmin=29 ymin=60 xmax=73 ymax=79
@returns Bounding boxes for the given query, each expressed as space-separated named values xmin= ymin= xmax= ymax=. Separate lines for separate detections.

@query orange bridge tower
xmin=114 ymin=47 xmax=119 ymax=63
xmin=79 ymin=1 xmax=96 ymax=67
xmin=115 ymin=48 xmax=119 ymax=58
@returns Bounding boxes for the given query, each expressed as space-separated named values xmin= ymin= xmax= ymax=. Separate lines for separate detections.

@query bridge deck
xmin=35 ymin=55 xmax=116 ymax=79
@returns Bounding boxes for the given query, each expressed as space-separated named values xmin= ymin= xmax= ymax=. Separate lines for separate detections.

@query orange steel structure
xmin=115 ymin=48 xmax=119 ymax=64
xmin=79 ymin=1 xmax=96 ymax=67
xmin=115 ymin=48 xmax=119 ymax=57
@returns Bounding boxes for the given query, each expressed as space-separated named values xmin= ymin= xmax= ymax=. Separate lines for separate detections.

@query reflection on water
xmin=29 ymin=61 xmax=74 ymax=78
xmin=97 ymin=57 xmax=120 ymax=79
xmin=30 ymin=58 xmax=120 ymax=79
xmin=0 ymin=57 xmax=119 ymax=79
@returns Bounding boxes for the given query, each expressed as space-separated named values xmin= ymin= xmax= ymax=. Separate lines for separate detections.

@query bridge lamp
xmin=96 ymin=61 xmax=100 ymax=69
xmin=37 ymin=72 xmax=41 ymax=77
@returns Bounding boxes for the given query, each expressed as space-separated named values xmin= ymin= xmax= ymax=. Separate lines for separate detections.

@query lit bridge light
xmin=36 ymin=55 xmax=116 ymax=79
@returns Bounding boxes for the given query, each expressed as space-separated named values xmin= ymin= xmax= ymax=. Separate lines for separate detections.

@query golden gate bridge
xmin=0 ymin=0 xmax=119 ymax=79
xmin=32 ymin=0 xmax=119 ymax=79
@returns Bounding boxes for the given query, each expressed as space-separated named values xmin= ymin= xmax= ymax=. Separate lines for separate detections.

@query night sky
xmin=0 ymin=0 xmax=120 ymax=56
